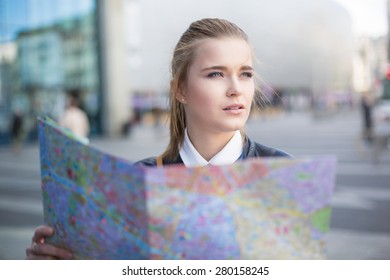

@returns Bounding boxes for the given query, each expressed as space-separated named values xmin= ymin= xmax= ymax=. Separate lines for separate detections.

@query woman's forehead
xmin=191 ymin=37 xmax=253 ymax=68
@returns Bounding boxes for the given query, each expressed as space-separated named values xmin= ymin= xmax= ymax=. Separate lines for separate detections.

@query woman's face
xmin=179 ymin=37 xmax=255 ymax=135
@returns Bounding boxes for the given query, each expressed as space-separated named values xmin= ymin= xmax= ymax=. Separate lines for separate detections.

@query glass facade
xmin=0 ymin=0 xmax=101 ymax=144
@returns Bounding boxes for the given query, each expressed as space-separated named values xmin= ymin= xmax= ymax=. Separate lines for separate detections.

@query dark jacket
xmin=137 ymin=136 xmax=290 ymax=167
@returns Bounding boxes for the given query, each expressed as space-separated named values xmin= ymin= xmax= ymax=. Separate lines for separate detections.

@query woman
xmin=26 ymin=18 xmax=289 ymax=259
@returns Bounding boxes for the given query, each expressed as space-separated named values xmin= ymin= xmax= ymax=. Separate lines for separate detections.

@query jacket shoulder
xmin=135 ymin=155 xmax=184 ymax=167
xmin=253 ymin=142 xmax=292 ymax=157
xmin=243 ymin=136 xmax=292 ymax=158
xmin=135 ymin=157 xmax=157 ymax=167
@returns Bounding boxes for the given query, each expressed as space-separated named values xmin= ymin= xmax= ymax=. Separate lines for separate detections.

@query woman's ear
xmin=173 ymin=81 xmax=187 ymax=104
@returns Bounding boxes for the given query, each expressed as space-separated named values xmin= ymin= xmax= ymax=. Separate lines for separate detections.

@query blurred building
xmin=388 ymin=0 xmax=390 ymax=61
xmin=15 ymin=11 xmax=101 ymax=137
xmin=127 ymin=0 xmax=356 ymax=112
xmin=382 ymin=0 xmax=390 ymax=99
xmin=0 ymin=0 xmax=135 ymax=143
xmin=352 ymin=36 xmax=388 ymax=98
xmin=0 ymin=1 xmax=100 ymax=143
xmin=0 ymin=42 xmax=17 ymax=139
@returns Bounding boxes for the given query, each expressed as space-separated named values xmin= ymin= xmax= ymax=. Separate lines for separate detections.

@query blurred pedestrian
xmin=360 ymin=93 xmax=373 ymax=144
xmin=10 ymin=110 xmax=24 ymax=154
xmin=26 ymin=18 xmax=291 ymax=259
xmin=371 ymin=99 xmax=390 ymax=163
xmin=59 ymin=89 xmax=90 ymax=139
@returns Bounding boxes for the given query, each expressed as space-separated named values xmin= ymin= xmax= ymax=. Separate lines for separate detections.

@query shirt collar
xmin=179 ymin=129 xmax=243 ymax=167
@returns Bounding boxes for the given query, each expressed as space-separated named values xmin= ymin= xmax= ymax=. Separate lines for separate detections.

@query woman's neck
xmin=186 ymin=128 xmax=236 ymax=161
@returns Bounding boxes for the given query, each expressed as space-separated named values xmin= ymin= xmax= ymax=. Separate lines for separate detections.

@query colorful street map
xmin=38 ymin=117 xmax=337 ymax=259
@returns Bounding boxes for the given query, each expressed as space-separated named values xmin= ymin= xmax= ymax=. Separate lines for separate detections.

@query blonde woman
xmin=26 ymin=18 xmax=289 ymax=259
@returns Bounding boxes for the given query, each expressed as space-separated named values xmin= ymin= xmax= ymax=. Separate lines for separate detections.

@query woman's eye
xmin=207 ymin=72 xmax=224 ymax=78
xmin=241 ymin=72 xmax=254 ymax=78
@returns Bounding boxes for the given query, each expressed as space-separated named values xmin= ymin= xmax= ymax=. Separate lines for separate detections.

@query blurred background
xmin=0 ymin=0 xmax=390 ymax=259
xmin=0 ymin=0 xmax=389 ymax=139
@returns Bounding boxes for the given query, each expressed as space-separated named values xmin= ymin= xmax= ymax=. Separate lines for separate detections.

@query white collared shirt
xmin=179 ymin=129 xmax=243 ymax=167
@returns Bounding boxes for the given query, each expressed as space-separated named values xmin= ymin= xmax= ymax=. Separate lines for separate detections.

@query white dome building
xmin=127 ymin=0 xmax=354 ymax=93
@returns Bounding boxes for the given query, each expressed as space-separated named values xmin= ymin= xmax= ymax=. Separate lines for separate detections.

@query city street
xmin=0 ymin=109 xmax=389 ymax=259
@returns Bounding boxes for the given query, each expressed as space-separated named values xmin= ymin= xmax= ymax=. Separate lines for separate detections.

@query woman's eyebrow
xmin=241 ymin=65 xmax=254 ymax=71
xmin=201 ymin=66 xmax=227 ymax=72
xmin=201 ymin=65 xmax=253 ymax=72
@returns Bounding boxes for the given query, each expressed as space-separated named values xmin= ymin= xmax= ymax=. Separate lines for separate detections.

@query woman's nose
xmin=226 ymin=78 xmax=241 ymax=96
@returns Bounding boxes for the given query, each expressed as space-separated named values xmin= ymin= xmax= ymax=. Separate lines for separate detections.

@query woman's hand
xmin=25 ymin=225 xmax=73 ymax=260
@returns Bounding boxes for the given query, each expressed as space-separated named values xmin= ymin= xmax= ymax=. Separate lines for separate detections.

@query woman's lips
xmin=223 ymin=104 xmax=245 ymax=114
xmin=223 ymin=104 xmax=244 ymax=110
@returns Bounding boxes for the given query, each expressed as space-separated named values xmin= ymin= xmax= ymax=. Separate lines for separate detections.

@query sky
xmin=333 ymin=0 xmax=388 ymax=37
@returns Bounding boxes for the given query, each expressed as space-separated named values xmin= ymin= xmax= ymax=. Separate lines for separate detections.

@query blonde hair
xmin=162 ymin=18 xmax=253 ymax=161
